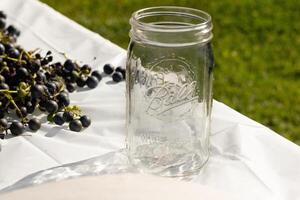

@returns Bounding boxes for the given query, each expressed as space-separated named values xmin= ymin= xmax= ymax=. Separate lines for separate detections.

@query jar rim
xmin=130 ymin=6 xmax=212 ymax=33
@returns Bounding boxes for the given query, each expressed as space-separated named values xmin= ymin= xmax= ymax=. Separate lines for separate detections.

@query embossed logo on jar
xmin=143 ymin=58 xmax=198 ymax=121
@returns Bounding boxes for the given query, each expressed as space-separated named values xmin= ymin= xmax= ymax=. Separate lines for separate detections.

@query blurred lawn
xmin=41 ymin=0 xmax=300 ymax=143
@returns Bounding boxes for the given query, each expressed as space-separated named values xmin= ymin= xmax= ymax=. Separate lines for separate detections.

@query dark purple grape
xmin=26 ymin=101 xmax=35 ymax=114
xmin=80 ymin=115 xmax=91 ymax=128
xmin=76 ymin=75 xmax=86 ymax=87
xmin=115 ymin=66 xmax=126 ymax=78
xmin=112 ymin=72 xmax=123 ymax=83
xmin=8 ymin=48 xmax=19 ymax=58
xmin=36 ymin=71 xmax=47 ymax=83
xmin=16 ymin=67 xmax=29 ymax=79
xmin=86 ymin=76 xmax=98 ymax=89
xmin=53 ymin=112 xmax=65 ymax=125
xmin=63 ymin=111 xmax=73 ymax=122
xmin=0 ymin=74 xmax=5 ymax=83
xmin=66 ymin=82 xmax=76 ymax=93
xmin=69 ymin=119 xmax=82 ymax=132
xmin=91 ymin=70 xmax=102 ymax=81
xmin=0 ymin=11 xmax=7 ymax=19
xmin=31 ymin=84 xmax=44 ymax=99
xmin=7 ymin=25 xmax=19 ymax=36
xmin=35 ymin=53 xmax=41 ymax=59
xmin=30 ymin=60 xmax=41 ymax=73
xmin=45 ymin=100 xmax=58 ymax=113
xmin=0 ymin=43 xmax=5 ymax=54
xmin=103 ymin=64 xmax=114 ymax=75
xmin=64 ymin=59 xmax=75 ymax=72
xmin=81 ymin=64 xmax=91 ymax=74
xmin=38 ymin=99 xmax=47 ymax=111
xmin=0 ymin=110 xmax=5 ymax=119
xmin=0 ymin=118 xmax=8 ymax=129
xmin=0 ymin=83 xmax=9 ymax=89
xmin=28 ymin=118 xmax=41 ymax=131
xmin=0 ymin=18 xmax=5 ymax=30
xmin=57 ymin=92 xmax=70 ymax=107
xmin=16 ymin=107 xmax=27 ymax=118
xmin=4 ymin=43 xmax=13 ymax=52
xmin=41 ymin=58 xmax=49 ymax=66
xmin=46 ymin=82 xmax=57 ymax=95
xmin=47 ymin=56 xmax=53 ymax=62
xmin=115 ymin=66 xmax=123 ymax=73
xmin=9 ymin=121 xmax=24 ymax=136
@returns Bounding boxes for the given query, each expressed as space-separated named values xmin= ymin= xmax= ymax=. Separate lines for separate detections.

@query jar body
xmin=126 ymin=7 xmax=214 ymax=176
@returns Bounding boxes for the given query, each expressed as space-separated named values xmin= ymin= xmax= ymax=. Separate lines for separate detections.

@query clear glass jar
xmin=126 ymin=6 xmax=214 ymax=176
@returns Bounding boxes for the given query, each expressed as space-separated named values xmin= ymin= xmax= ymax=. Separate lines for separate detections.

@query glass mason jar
xmin=126 ymin=6 xmax=214 ymax=176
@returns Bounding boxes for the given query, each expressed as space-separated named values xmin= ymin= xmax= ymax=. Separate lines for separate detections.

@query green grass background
xmin=41 ymin=0 xmax=300 ymax=143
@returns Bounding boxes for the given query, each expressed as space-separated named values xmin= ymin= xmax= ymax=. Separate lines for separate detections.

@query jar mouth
xmin=130 ymin=6 xmax=212 ymax=32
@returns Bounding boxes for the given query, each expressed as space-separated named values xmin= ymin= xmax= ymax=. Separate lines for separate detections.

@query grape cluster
xmin=0 ymin=11 xmax=125 ymax=139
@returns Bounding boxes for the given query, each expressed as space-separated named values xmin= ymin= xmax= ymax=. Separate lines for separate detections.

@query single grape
xmin=8 ymin=48 xmax=19 ymax=58
xmin=71 ymin=70 xmax=79 ymax=80
xmin=35 ymin=71 xmax=47 ymax=83
xmin=38 ymin=99 xmax=47 ymax=112
xmin=69 ymin=119 xmax=82 ymax=132
xmin=6 ymin=25 xmax=19 ymax=36
xmin=31 ymin=84 xmax=44 ymax=99
xmin=28 ymin=118 xmax=41 ymax=131
xmin=30 ymin=60 xmax=41 ymax=73
xmin=80 ymin=115 xmax=91 ymax=128
xmin=9 ymin=121 xmax=24 ymax=136
xmin=16 ymin=67 xmax=29 ymax=79
xmin=115 ymin=66 xmax=126 ymax=78
xmin=35 ymin=53 xmax=41 ymax=59
xmin=115 ymin=66 xmax=123 ymax=73
xmin=41 ymin=59 xmax=49 ymax=66
xmin=4 ymin=43 xmax=13 ymax=52
xmin=112 ymin=72 xmax=123 ymax=83
xmin=64 ymin=59 xmax=75 ymax=72
xmin=103 ymin=64 xmax=114 ymax=75
xmin=0 ymin=43 xmax=5 ymax=55
xmin=0 ymin=75 xmax=5 ymax=83
xmin=26 ymin=101 xmax=35 ymax=114
xmin=47 ymin=55 xmax=53 ymax=62
xmin=86 ymin=76 xmax=98 ymax=89
xmin=0 ymin=18 xmax=5 ymax=30
xmin=45 ymin=100 xmax=58 ymax=113
xmin=0 ymin=118 xmax=8 ymax=129
xmin=0 ymin=11 xmax=7 ymax=19
xmin=66 ymin=82 xmax=76 ymax=93
xmin=76 ymin=75 xmax=87 ymax=87
xmin=0 ymin=110 xmax=5 ymax=119
xmin=81 ymin=64 xmax=91 ymax=74
xmin=63 ymin=111 xmax=73 ymax=122
xmin=91 ymin=70 xmax=102 ymax=81
xmin=53 ymin=112 xmax=65 ymax=125
xmin=0 ymin=82 xmax=9 ymax=90
xmin=46 ymin=82 xmax=57 ymax=95
xmin=16 ymin=107 xmax=27 ymax=118
xmin=57 ymin=92 xmax=70 ymax=107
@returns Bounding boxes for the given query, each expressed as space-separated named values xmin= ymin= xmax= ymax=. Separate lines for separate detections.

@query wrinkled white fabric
xmin=0 ymin=0 xmax=299 ymax=200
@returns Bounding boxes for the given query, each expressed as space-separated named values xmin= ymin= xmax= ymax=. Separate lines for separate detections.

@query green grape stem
xmin=0 ymin=55 xmax=26 ymax=64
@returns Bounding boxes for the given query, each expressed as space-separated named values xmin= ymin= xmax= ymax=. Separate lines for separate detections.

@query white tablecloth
xmin=0 ymin=0 xmax=299 ymax=199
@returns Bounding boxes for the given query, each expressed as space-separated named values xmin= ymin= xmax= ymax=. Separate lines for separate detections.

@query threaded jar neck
xmin=130 ymin=6 xmax=213 ymax=46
